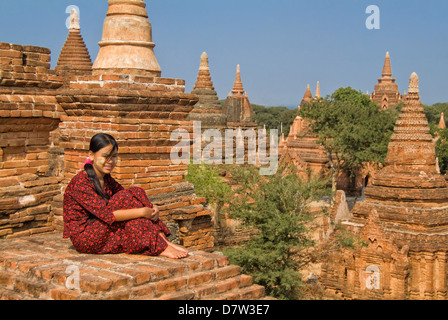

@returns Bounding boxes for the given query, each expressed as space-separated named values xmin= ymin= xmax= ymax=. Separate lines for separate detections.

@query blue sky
xmin=1 ymin=0 xmax=447 ymax=107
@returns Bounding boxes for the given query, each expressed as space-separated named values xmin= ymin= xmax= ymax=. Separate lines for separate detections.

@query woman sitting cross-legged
xmin=63 ymin=133 xmax=189 ymax=259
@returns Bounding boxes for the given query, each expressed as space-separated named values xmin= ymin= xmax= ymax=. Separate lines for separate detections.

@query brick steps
xmin=0 ymin=233 xmax=271 ymax=300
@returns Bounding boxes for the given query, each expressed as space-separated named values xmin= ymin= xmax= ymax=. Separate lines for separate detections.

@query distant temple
xmin=371 ymin=52 xmax=402 ymax=109
xmin=187 ymin=52 xmax=227 ymax=129
xmin=323 ymin=73 xmax=448 ymax=300
xmin=223 ymin=65 xmax=257 ymax=129
xmin=279 ymin=82 xmax=328 ymax=176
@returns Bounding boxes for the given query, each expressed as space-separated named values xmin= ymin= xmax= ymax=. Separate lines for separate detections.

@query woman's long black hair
xmin=85 ymin=133 xmax=118 ymax=203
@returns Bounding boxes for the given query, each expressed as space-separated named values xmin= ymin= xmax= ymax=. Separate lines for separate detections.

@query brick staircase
xmin=0 ymin=233 xmax=271 ymax=300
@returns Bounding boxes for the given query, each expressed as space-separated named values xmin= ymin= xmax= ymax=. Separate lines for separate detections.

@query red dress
xmin=63 ymin=170 xmax=170 ymax=256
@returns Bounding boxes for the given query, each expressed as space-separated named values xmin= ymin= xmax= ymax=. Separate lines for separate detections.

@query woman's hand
xmin=141 ymin=205 xmax=159 ymax=221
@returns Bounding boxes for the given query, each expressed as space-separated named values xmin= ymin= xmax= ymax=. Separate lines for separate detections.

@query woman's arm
xmin=113 ymin=206 xmax=159 ymax=222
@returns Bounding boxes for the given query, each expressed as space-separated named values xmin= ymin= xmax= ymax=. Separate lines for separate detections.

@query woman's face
xmin=89 ymin=144 xmax=118 ymax=178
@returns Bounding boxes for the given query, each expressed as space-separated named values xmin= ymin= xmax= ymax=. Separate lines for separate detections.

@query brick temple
xmin=279 ymin=82 xmax=328 ymax=178
xmin=371 ymin=52 xmax=402 ymax=109
xmin=322 ymin=73 xmax=448 ymax=300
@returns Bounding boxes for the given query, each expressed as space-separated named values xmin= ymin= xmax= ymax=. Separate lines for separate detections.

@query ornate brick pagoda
xmin=187 ymin=52 xmax=227 ymax=129
xmin=371 ymin=52 xmax=402 ymax=109
xmin=279 ymin=82 xmax=328 ymax=176
xmin=322 ymin=73 xmax=448 ymax=300
xmin=223 ymin=65 xmax=257 ymax=129
xmin=55 ymin=9 xmax=93 ymax=84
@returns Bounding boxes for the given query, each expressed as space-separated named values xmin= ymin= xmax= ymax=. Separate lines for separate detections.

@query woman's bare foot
xmin=160 ymin=243 xmax=189 ymax=259
xmin=160 ymin=233 xmax=189 ymax=255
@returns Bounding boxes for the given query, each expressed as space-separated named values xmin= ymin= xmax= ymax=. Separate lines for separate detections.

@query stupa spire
xmin=315 ymin=81 xmax=321 ymax=100
xmin=382 ymin=51 xmax=392 ymax=78
xmin=193 ymin=52 xmax=214 ymax=90
xmin=230 ymin=64 xmax=245 ymax=96
xmin=439 ymin=113 xmax=446 ymax=130
xmin=56 ymin=8 xmax=92 ymax=75
xmin=300 ymin=84 xmax=313 ymax=106
xmin=92 ymin=0 xmax=161 ymax=76
xmin=69 ymin=8 xmax=80 ymax=30
xmin=384 ymin=72 xmax=436 ymax=172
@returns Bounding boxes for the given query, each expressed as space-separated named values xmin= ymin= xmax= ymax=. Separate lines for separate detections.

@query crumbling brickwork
xmin=0 ymin=43 xmax=65 ymax=239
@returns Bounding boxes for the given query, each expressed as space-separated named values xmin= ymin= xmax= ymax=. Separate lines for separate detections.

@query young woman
xmin=63 ymin=133 xmax=189 ymax=259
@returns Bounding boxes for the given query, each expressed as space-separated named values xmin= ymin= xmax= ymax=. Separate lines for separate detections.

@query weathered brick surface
xmin=0 ymin=233 xmax=269 ymax=300
xmin=0 ymin=43 xmax=65 ymax=240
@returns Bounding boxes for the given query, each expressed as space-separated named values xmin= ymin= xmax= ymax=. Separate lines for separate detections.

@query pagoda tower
xmin=315 ymin=81 xmax=321 ymax=100
xmin=187 ymin=52 xmax=227 ymax=129
xmin=300 ymin=84 xmax=313 ymax=106
xmin=439 ymin=113 xmax=446 ymax=130
xmin=223 ymin=65 xmax=256 ymax=129
xmin=55 ymin=9 xmax=93 ymax=83
xmin=92 ymin=0 xmax=161 ymax=76
xmin=279 ymin=82 xmax=327 ymax=175
xmin=371 ymin=52 xmax=402 ymax=109
xmin=322 ymin=73 xmax=448 ymax=300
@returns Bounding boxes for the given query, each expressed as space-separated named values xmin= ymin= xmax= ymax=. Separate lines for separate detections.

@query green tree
xmin=223 ymin=165 xmax=330 ymax=300
xmin=252 ymin=104 xmax=298 ymax=137
xmin=298 ymin=87 xmax=399 ymax=195
xmin=185 ymin=164 xmax=231 ymax=207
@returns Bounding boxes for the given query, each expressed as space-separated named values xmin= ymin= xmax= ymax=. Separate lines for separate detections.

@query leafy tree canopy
xmin=298 ymin=87 xmax=400 ymax=192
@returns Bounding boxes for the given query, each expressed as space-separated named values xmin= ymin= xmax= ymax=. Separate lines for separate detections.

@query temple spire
xmin=300 ymin=84 xmax=313 ymax=106
xmin=439 ymin=113 xmax=446 ymax=130
xmin=315 ymin=81 xmax=321 ymax=100
xmin=69 ymin=8 xmax=80 ymax=30
xmin=193 ymin=52 xmax=214 ymax=90
xmin=382 ymin=51 xmax=393 ymax=78
xmin=230 ymin=64 xmax=245 ymax=96
xmin=56 ymin=8 xmax=92 ymax=76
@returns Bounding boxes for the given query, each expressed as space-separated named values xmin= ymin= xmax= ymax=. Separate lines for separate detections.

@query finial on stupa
xmin=199 ymin=52 xmax=209 ymax=71
xmin=408 ymin=72 xmax=419 ymax=94
xmin=231 ymin=64 xmax=245 ymax=96
xmin=382 ymin=51 xmax=392 ymax=78
xmin=69 ymin=9 xmax=80 ymax=30
xmin=315 ymin=81 xmax=321 ymax=99
xmin=301 ymin=84 xmax=313 ymax=106
xmin=193 ymin=51 xmax=214 ymax=90
xmin=439 ymin=113 xmax=446 ymax=130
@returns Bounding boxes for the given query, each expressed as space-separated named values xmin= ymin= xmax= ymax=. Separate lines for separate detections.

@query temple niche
xmin=371 ymin=52 xmax=402 ymax=109
xmin=322 ymin=73 xmax=448 ymax=300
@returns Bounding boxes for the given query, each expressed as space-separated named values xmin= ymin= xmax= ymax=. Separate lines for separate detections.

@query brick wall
xmin=0 ymin=43 xmax=65 ymax=239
